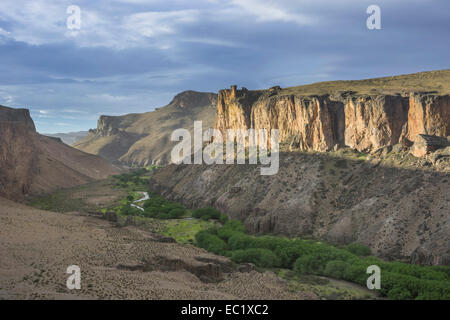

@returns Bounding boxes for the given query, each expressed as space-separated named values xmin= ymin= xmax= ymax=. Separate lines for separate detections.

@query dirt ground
xmin=0 ymin=196 xmax=316 ymax=300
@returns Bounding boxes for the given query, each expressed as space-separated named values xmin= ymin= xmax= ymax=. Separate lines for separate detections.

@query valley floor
xmin=0 ymin=196 xmax=318 ymax=300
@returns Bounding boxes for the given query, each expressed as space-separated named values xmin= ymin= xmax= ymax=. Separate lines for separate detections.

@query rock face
xmin=74 ymin=91 xmax=217 ymax=165
xmin=214 ymin=87 xmax=449 ymax=154
xmin=406 ymin=94 xmax=450 ymax=140
xmin=344 ymin=95 xmax=409 ymax=152
xmin=151 ymin=72 xmax=450 ymax=265
xmin=151 ymin=152 xmax=450 ymax=265
xmin=0 ymin=105 xmax=120 ymax=200
xmin=411 ymin=134 xmax=450 ymax=157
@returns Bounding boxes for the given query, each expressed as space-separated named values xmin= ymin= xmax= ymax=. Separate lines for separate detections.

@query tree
xmin=345 ymin=243 xmax=371 ymax=256
xmin=388 ymin=288 xmax=413 ymax=300
xmin=323 ymin=260 xmax=349 ymax=279
xmin=294 ymin=255 xmax=324 ymax=275
xmin=231 ymin=248 xmax=280 ymax=268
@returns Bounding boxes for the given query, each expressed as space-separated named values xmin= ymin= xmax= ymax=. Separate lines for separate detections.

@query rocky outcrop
xmin=406 ymin=94 xmax=450 ymax=141
xmin=344 ymin=95 xmax=409 ymax=152
xmin=0 ymin=105 xmax=120 ymax=200
xmin=0 ymin=105 xmax=35 ymax=130
xmin=169 ymin=90 xmax=217 ymax=109
xmin=214 ymin=87 xmax=449 ymax=155
xmin=411 ymin=134 xmax=450 ymax=157
xmin=0 ymin=121 xmax=39 ymax=198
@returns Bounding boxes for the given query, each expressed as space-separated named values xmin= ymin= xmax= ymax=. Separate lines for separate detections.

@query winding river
xmin=130 ymin=191 xmax=149 ymax=212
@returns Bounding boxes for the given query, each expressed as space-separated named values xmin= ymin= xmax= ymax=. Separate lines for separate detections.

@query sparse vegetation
xmin=27 ymin=179 xmax=127 ymax=213
xmin=192 ymin=207 xmax=222 ymax=220
xmin=112 ymin=168 xmax=150 ymax=190
xmin=194 ymin=217 xmax=450 ymax=300
xmin=344 ymin=243 xmax=372 ymax=256
xmin=140 ymin=193 xmax=186 ymax=219
xmin=161 ymin=219 xmax=214 ymax=244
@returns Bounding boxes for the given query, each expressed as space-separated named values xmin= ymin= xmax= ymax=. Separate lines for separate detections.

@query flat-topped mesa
xmin=214 ymin=86 xmax=450 ymax=154
xmin=0 ymin=105 xmax=36 ymax=131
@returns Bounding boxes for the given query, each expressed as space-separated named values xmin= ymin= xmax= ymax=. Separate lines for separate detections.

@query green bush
xmin=345 ymin=243 xmax=371 ymax=256
xmin=157 ymin=212 xmax=169 ymax=219
xmin=119 ymin=205 xmax=141 ymax=216
xmin=228 ymin=233 xmax=253 ymax=250
xmin=190 ymin=211 xmax=450 ymax=300
xmin=192 ymin=207 xmax=221 ymax=220
xmin=323 ymin=260 xmax=350 ymax=279
xmin=168 ymin=208 xmax=185 ymax=219
xmin=294 ymin=255 xmax=325 ymax=275
xmin=388 ymin=288 xmax=413 ymax=300
xmin=219 ymin=214 xmax=229 ymax=224
xmin=141 ymin=194 xmax=186 ymax=219
xmin=217 ymin=220 xmax=245 ymax=241
xmin=195 ymin=231 xmax=228 ymax=255
xmin=231 ymin=248 xmax=280 ymax=268
xmin=342 ymin=263 xmax=366 ymax=284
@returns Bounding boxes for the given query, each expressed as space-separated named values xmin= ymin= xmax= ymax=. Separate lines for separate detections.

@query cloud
xmin=0 ymin=27 xmax=11 ymax=37
xmin=61 ymin=109 xmax=89 ymax=114
xmin=0 ymin=0 xmax=320 ymax=49
xmin=227 ymin=0 xmax=317 ymax=25
xmin=0 ymin=0 xmax=67 ymax=45
xmin=0 ymin=0 xmax=449 ymax=134
xmin=123 ymin=10 xmax=199 ymax=38
xmin=87 ymin=93 xmax=132 ymax=102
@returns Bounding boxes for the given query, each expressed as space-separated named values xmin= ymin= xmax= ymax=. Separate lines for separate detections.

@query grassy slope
xmin=280 ymin=69 xmax=450 ymax=96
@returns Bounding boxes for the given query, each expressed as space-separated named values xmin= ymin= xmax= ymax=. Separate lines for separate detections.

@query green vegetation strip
xmin=195 ymin=220 xmax=450 ymax=300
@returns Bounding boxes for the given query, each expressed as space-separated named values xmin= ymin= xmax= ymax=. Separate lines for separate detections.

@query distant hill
xmin=74 ymin=90 xmax=217 ymax=166
xmin=43 ymin=131 xmax=89 ymax=145
xmin=0 ymin=105 xmax=120 ymax=200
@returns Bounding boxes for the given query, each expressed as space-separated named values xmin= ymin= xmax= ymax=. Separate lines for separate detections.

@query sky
xmin=0 ymin=0 xmax=449 ymax=133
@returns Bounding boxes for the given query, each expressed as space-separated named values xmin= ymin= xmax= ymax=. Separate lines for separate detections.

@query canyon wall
xmin=0 ymin=105 xmax=120 ymax=200
xmin=214 ymin=87 xmax=449 ymax=153
xmin=0 ymin=106 xmax=36 ymax=131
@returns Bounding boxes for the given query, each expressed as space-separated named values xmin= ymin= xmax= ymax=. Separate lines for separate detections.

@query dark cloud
xmin=0 ymin=0 xmax=448 ymax=133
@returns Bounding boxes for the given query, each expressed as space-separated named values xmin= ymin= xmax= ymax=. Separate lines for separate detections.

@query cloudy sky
xmin=0 ymin=0 xmax=448 ymax=133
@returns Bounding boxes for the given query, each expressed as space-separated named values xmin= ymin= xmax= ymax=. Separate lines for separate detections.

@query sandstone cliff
xmin=74 ymin=91 xmax=217 ymax=166
xmin=215 ymin=71 xmax=450 ymax=154
xmin=0 ymin=105 xmax=120 ymax=200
